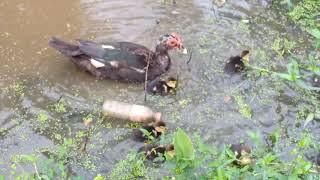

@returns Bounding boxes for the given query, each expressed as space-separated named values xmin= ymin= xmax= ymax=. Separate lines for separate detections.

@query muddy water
xmin=0 ymin=0 xmax=316 ymax=178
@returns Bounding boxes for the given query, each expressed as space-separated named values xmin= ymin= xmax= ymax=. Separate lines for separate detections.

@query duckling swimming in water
xmin=138 ymin=144 xmax=175 ymax=162
xmin=146 ymin=77 xmax=177 ymax=96
xmin=131 ymin=121 xmax=167 ymax=142
xmin=224 ymin=50 xmax=250 ymax=74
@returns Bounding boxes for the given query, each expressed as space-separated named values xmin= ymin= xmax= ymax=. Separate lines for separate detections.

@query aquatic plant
xmin=233 ymin=93 xmax=252 ymax=119
xmin=307 ymin=28 xmax=320 ymax=49
xmin=109 ymin=151 xmax=148 ymax=180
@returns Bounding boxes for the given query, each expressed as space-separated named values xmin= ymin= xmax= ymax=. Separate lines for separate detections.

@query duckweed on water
xmin=233 ymin=93 xmax=252 ymax=119
xmin=288 ymin=0 xmax=320 ymax=30
xmin=37 ymin=111 xmax=48 ymax=124
xmin=271 ymin=36 xmax=296 ymax=57
xmin=109 ymin=152 xmax=147 ymax=179
xmin=50 ymin=99 xmax=67 ymax=113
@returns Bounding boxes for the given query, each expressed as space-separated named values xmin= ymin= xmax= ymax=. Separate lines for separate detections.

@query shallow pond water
xmin=1 ymin=0 xmax=319 ymax=178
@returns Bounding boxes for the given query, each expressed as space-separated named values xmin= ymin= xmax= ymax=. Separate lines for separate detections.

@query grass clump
xmin=109 ymin=152 xmax=148 ymax=180
xmin=37 ymin=111 xmax=48 ymax=124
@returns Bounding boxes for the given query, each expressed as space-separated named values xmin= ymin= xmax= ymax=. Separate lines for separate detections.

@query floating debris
xmin=102 ymin=100 xmax=162 ymax=123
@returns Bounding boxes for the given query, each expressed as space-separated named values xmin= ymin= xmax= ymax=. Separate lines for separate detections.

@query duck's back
xmin=78 ymin=40 xmax=148 ymax=69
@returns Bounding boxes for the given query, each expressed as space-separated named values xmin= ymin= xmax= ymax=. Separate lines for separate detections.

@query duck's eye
xmin=168 ymin=40 xmax=177 ymax=46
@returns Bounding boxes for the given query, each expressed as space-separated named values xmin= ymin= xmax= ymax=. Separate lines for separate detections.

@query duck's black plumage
xmin=49 ymin=33 xmax=186 ymax=82
xmin=224 ymin=50 xmax=249 ymax=74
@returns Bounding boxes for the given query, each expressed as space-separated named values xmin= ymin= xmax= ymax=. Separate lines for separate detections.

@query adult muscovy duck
xmin=49 ymin=33 xmax=187 ymax=82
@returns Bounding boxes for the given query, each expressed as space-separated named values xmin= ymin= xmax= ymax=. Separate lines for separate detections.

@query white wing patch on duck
xmin=109 ymin=61 xmax=120 ymax=68
xmin=90 ymin=58 xmax=105 ymax=68
xmin=129 ymin=67 xmax=145 ymax=74
xmin=101 ymin=45 xmax=115 ymax=49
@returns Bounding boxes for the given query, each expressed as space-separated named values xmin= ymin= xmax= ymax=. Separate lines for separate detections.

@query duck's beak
xmin=179 ymin=45 xmax=188 ymax=54
xmin=182 ymin=47 xmax=188 ymax=54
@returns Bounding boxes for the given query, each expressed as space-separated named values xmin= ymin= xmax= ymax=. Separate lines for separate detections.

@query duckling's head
xmin=165 ymin=77 xmax=177 ymax=89
xmin=240 ymin=50 xmax=250 ymax=63
xmin=165 ymin=144 xmax=175 ymax=158
xmin=153 ymin=121 xmax=167 ymax=134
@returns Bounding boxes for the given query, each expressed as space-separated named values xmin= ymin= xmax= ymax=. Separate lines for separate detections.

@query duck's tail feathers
xmin=49 ymin=37 xmax=82 ymax=56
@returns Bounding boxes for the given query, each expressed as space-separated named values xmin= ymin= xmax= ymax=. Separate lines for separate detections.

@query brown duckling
xmin=146 ymin=77 xmax=177 ymax=96
xmin=230 ymin=143 xmax=252 ymax=166
xmin=132 ymin=121 xmax=167 ymax=142
xmin=138 ymin=144 xmax=175 ymax=162
xmin=224 ymin=50 xmax=250 ymax=74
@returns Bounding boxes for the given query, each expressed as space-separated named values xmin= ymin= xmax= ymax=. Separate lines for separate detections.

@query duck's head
xmin=165 ymin=144 xmax=175 ymax=158
xmin=158 ymin=33 xmax=187 ymax=54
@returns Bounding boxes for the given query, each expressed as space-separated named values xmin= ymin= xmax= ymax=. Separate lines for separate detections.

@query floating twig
xmin=211 ymin=5 xmax=218 ymax=21
xmin=186 ymin=49 xmax=193 ymax=64
xmin=79 ymin=136 xmax=89 ymax=153
xmin=144 ymin=52 xmax=151 ymax=102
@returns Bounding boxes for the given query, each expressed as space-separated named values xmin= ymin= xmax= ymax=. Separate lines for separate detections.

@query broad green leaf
xmin=288 ymin=60 xmax=300 ymax=81
xmin=307 ymin=28 xmax=320 ymax=39
xmin=139 ymin=128 xmax=154 ymax=140
xmin=94 ymin=174 xmax=106 ymax=180
xmin=217 ymin=167 xmax=226 ymax=180
xmin=174 ymin=128 xmax=195 ymax=161
xmin=307 ymin=64 xmax=320 ymax=75
xmin=274 ymin=73 xmax=293 ymax=81
xmin=20 ymin=154 xmax=38 ymax=163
